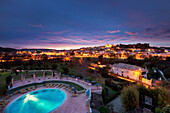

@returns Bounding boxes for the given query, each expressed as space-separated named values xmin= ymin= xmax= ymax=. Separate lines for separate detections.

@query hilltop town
xmin=1 ymin=43 xmax=170 ymax=62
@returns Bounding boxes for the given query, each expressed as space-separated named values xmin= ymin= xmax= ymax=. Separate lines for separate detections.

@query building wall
xmin=111 ymin=67 xmax=141 ymax=81
xmin=110 ymin=66 xmax=152 ymax=85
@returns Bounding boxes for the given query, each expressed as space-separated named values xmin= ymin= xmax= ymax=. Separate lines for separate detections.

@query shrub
xmin=102 ymin=88 xmax=109 ymax=104
xmin=120 ymin=85 xmax=139 ymax=111
xmin=155 ymin=107 xmax=162 ymax=113
xmin=98 ymin=98 xmax=103 ymax=104
xmin=98 ymin=106 xmax=109 ymax=113
xmin=161 ymin=105 xmax=170 ymax=113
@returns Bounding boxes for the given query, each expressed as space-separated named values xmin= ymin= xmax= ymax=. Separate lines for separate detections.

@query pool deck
xmin=2 ymin=76 xmax=102 ymax=113
xmin=12 ymin=76 xmax=102 ymax=93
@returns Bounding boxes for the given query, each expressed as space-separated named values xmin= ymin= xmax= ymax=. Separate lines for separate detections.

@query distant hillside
xmin=0 ymin=47 xmax=17 ymax=52
xmin=0 ymin=47 xmax=61 ymax=52
xmin=19 ymin=49 xmax=57 ymax=52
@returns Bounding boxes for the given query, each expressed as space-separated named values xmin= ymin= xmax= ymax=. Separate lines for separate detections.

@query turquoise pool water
xmin=6 ymin=88 xmax=66 ymax=113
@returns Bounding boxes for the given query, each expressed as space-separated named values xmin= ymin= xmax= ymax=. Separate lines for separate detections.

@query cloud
xmin=164 ymin=29 xmax=170 ymax=34
xmin=124 ymin=31 xmax=138 ymax=35
xmin=43 ymin=30 xmax=68 ymax=35
xmin=30 ymin=24 xmax=44 ymax=28
xmin=145 ymin=28 xmax=153 ymax=32
xmin=107 ymin=30 xmax=120 ymax=33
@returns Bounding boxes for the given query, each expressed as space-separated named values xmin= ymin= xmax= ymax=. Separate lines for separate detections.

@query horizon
xmin=1 ymin=42 xmax=170 ymax=51
xmin=0 ymin=0 xmax=170 ymax=49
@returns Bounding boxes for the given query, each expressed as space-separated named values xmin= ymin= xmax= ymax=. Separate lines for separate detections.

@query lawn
xmin=85 ymin=74 xmax=118 ymax=95
xmin=112 ymin=80 xmax=122 ymax=84
xmin=0 ymin=71 xmax=11 ymax=97
xmin=107 ymin=86 xmax=117 ymax=94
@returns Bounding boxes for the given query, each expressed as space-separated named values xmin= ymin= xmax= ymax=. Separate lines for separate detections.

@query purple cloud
xmin=30 ymin=24 xmax=44 ymax=28
xmin=106 ymin=30 xmax=120 ymax=33
xmin=125 ymin=31 xmax=138 ymax=35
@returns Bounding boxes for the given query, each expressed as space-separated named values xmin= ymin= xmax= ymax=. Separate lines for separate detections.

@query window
xmin=142 ymin=72 xmax=146 ymax=75
xmin=145 ymin=96 xmax=152 ymax=106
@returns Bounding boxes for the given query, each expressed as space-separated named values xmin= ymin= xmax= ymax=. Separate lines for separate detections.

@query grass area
xmin=112 ymin=80 xmax=122 ymax=84
xmin=0 ymin=72 xmax=11 ymax=96
xmin=107 ymin=86 xmax=117 ymax=94
xmin=85 ymin=74 xmax=118 ymax=95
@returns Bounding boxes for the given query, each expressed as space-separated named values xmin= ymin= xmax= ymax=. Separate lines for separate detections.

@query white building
xmin=109 ymin=63 xmax=152 ymax=86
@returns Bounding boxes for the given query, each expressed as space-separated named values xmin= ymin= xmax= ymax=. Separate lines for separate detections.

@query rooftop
xmin=112 ymin=63 xmax=147 ymax=71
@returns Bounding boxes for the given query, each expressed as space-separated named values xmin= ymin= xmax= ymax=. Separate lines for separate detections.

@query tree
xmin=98 ymin=55 xmax=103 ymax=64
xmin=109 ymin=53 xmax=115 ymax=58
xmin=2 ymin=53 xmax=12 ymax=62
xmin=161 ymin=106 xmax=170 ymax=113
xmin=28 ymin=59 xmax=34 ymax=65
xmin=157 ymin=88 xmax=170 ymax=108
xmin=166 ymin=57 xmax=170 ymax=61
xmin=13 ymin=59 xmax=23 ymax=66
xmin=102 ymin=88 xmax=109 ymax=104
xmin=70 ymin=51 xmax=75 ymax=56
xmin=42 ymin=54 xmax=48 ymax=61
xmin=98 ymin=106 xmax=110 ymax=113
xmin=36 ymin=50 xmax=42 ymax=54
xmin=101 ymin=67 xmax=109 ymax=78
xmin=6 ymin=75 xmax=12 ymax=85
xmin=52 ymin=64 xmax=58 ymax=70
xmin=62 ymin=66 xmax=69 ymax=75
xmin=120 ymin=85 xmax=139 ymax=111
xmin=127 ymin=55 xmax=135 ymax=64
xmin=121 ymin=85 xmax=170 ymax=112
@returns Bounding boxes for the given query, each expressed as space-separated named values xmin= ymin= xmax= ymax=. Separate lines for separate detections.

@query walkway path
xmin=158 ymin=70 xmax=167 ymax=81
xmin=107 ymin=96 xmax=125 ymax=113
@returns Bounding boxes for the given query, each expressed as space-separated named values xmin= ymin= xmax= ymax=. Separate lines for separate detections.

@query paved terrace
xmin=3 ymin=76 xmax=102 ymax=113
xmin=12 ymin=76 xmax=102 ymax=93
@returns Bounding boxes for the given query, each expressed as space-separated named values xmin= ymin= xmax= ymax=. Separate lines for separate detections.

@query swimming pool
xmin=6 ymin=88 xmax=66 ymax=113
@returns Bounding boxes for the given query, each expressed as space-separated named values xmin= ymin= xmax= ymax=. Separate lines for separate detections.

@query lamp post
xmin=23 ymin=75 xmax=25 ymax=84
xmin=21 ymin=74 xmax=23 ymax=82
xmin=33 ymin=73 xmax=35 ymax=81
xmin=51 ymin=71 xmax=53 ymax=79
xmin=11 ymin=78 xmax=14 ymax=87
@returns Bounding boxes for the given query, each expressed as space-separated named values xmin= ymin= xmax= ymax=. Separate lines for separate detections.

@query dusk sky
xmin=0 ymin=0 xmax=170 ymax=50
